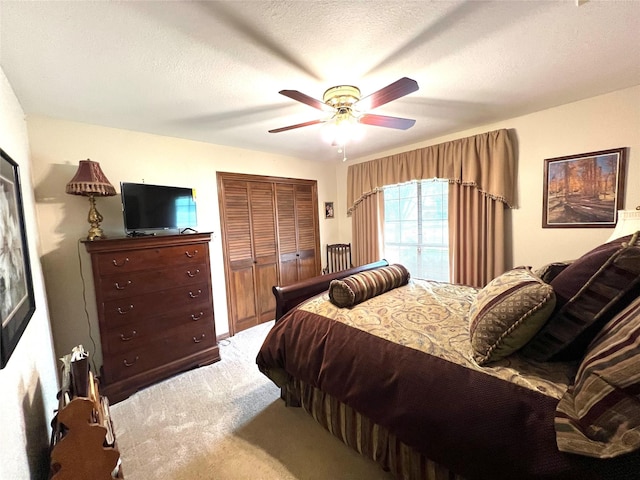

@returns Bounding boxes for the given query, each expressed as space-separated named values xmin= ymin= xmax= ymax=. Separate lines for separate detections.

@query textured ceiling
xmin=1 ymin=1 xmax=639 ymax=162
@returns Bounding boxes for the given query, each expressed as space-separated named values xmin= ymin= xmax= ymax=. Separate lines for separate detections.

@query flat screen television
xmin=120 ymin=182 xmax=197 ymax=234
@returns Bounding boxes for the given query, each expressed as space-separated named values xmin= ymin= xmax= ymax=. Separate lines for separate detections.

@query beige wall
xmin=27 ymin=116 xmax=341 ymax=367
xmin=16 ymin=80 xmax=640 ymax=440
xmin=0 ymin=69 xmax=59 ymax=479
xmin=337 ymin=85 xmax=640 ymax=270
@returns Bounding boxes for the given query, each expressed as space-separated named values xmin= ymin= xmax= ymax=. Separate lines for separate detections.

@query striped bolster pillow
xmin=329 ymin=264 xmax=410 ymax=308
xmin=555 ymin=295 xmax=640 ymax=458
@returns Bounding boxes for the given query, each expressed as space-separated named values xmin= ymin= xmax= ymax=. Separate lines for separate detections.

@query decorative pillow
xmin=469 ymin=267 xmax=556 ymax=365
xmin=522 ymin=232 xmax=640 ymax=361
xmin=555 ymin=296 xmax=640 ymax=458
xmin=328 ymin=264 xmax=410 ymax=308
xmin=533 ymin=260 xmax=573 ymax=283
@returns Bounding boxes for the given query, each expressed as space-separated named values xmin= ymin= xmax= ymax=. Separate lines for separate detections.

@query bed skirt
xmin=286 ymin=378 xmax=466 ymax=480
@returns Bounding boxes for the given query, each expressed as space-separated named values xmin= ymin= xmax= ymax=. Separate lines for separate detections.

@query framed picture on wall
xmin=1 ymin=148 xmax=36 ymax=369
xmin=325 ymin=201 xmax=334 ymax=219
xmin=542 ymin=147 xmax=627 ymax=228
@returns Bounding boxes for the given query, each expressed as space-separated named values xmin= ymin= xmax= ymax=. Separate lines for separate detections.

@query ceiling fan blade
xmin=268 ymin=119 xmax=325 ymax=133
xmin=279 ymin=90 xmax=330 ymax=111
xmin=356 ymin=77 xmax=419 ymax=111
xmin=359 ymin=114 xmax=416 ymax=130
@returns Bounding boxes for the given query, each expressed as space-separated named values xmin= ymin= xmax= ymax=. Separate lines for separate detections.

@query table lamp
xmin=607 ymin=206 xmax=640 ymax=242
xmin=66 ymin=159 xmax=116 ymax=241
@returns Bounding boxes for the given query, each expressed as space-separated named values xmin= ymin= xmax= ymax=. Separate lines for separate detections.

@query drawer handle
xmin=187 ymin=269 xmax=200 ymax=278
xmin=193 ymin=333 xmax=206 ymax=343
xmin=185 ymin=249 xmax=199 ymax=258
xmin=123 ymin=356 xmax=139 ymax=367
xmin=114 ymin=280 xmax=132 ymax=290
xmin=189 ymin=290 xmax=202 ymax=298
xmin=191 ymin=312 xmax=204 ymax=321
xmin=117 ymin=304 xmax=134 ymax=315
xmin=120 ymin=330 xmax=137 ymax=341
xmin=112 ymin=257 xmax=130 ymax=267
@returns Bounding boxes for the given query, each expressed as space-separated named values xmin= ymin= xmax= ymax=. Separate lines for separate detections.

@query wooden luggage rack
xmin=49 ymin=352 xmax=123 ymax=479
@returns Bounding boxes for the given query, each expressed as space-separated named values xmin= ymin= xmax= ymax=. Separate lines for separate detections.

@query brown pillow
xmin=522 ymin=232 xmax=640 ymax=361
xmin=329 ymin=264 xmax=410 ymax=308
xmin=533 ymin=260 xmax=573 ymax=283
xmin=469 ymin=267 xmax=556 ymax=365
xmin=555 ymin=296 xmax=640 ymax=458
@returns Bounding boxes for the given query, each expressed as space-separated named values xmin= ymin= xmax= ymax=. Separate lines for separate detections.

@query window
xmin=383 ymin=180 xmax=449 ymax=281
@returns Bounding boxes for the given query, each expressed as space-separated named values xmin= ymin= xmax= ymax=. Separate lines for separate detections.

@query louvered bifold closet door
xmin=293 ymin=184 xmax=319 ymax=281
xmin=248 ymin=182 xmax=278 ymax=324
xmin=275 ymin=184 xmax=299 ymax=286
xmin=221 ymin=180 xmax=258 ymax=332
xmin=276 ymin=183 xmax=320 ymax=286
xmin=219 ymin=172 xmax=320 ymax=334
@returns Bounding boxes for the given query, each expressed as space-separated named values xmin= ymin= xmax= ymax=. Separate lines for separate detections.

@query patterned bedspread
xmin=257 ymin=279 xmax=616 ymax=479
xmin=300 ymin=279 xmax=577 ymax=399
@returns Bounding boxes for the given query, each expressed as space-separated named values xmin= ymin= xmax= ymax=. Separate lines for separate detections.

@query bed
xmin=257 ymin=234 xmax=640 ymax=480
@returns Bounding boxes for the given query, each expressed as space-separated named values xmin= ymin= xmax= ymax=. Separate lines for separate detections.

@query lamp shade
xmin=607 ymin=208 xmax=640 ymax=242
xmin=66 ymin=159 xmax=116 ymax=197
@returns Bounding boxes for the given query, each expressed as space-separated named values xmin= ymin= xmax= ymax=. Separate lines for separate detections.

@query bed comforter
xmin=257 ymin=279 xmax=640 ymax=479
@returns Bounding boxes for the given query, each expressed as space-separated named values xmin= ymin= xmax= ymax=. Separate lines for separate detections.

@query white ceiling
xmin=1 ymin=1 xmax=639 ymax=162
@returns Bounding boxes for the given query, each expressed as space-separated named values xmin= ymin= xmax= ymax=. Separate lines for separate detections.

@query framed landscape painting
xmin=1 ymin=149 xmax=35 ymax=369
xmin=542 ymin=148 xmax=627 ymax=228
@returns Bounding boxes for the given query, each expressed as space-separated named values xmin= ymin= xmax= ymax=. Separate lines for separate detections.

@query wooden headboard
xmin=272 ymin=260 xmax=389 ymax=321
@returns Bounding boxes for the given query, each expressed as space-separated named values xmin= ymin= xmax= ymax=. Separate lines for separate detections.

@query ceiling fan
xmin=268 ymin=77 xmax=419 ymax=136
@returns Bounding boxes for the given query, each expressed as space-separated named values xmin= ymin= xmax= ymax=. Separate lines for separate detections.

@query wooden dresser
xmin=84 ymin=233 xmax=220 ymax=403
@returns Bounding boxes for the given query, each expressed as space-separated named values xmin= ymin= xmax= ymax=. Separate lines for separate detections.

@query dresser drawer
xmin=102 ymin=283 xmax=212 ymax=328
xmin=98 ymin=263 xmax=209 ymax=301
xmin=102 ymin=307 xmax=214 ymax=356
xmin=102 ymin=320 xmax=216 ymax=383
xmin=93 ymin=244 xmax=208 ymax=275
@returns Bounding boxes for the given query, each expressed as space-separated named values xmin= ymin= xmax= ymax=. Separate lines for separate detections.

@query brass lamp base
xmin=86 ymin=194 xmax=107 ymax=241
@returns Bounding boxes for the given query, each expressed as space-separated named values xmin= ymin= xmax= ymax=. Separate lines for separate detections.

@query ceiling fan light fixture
xmin=322 ymin=85 xmax=361 ymax=108
xmin=321 ymin=110 xmax=363 ymax=147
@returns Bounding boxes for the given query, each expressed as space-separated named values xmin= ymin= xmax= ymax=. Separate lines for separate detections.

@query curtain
xmin=347 ymin=128 xmax=514 ymax=287
xmin=449 ymin=183 xmax=505 ymax=287
xmin=351 ymin=192 xmax=384 ymax=266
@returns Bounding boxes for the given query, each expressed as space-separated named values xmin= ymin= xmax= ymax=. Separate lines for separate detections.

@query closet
xmin=218 ymin=173 xmax=320 ymax=334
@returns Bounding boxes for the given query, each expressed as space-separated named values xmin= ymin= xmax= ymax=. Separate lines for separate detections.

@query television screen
xmin=120 ymin=182 xmax=197 ymax=233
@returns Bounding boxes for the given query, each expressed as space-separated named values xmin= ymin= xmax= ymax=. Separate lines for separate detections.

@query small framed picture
xmin=325 ymin=201 xmax=334 ymax=219
xmin=542 ymin=148 xmax=626 ymax=228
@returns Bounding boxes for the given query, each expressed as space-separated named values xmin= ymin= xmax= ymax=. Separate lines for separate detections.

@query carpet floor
xmin=110 ymin=321 xmax=393 ymax=479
